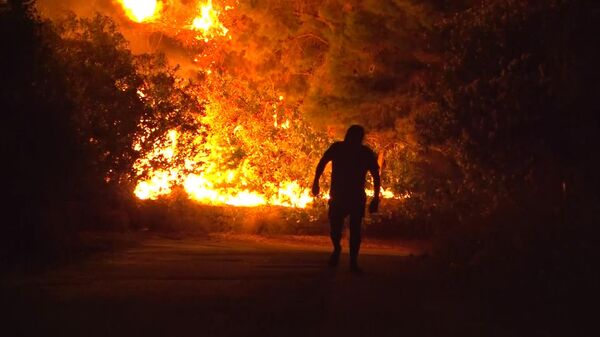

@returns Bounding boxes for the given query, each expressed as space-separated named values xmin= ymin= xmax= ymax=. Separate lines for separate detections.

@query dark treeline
xmin=410 ymin=0 xmax=600 ymax=266
xmin=1 ymin=0 xmax=598 ymax=285
xmin=2 ymin=0 xmax=79 ymax=264
xmin=1 ymin=0 xmax=202 ymax=265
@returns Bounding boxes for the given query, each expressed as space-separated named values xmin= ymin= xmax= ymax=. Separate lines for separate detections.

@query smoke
xmin=37 ymin=0 xmax=147 ymax=52
xmin=37 ymin=0 xmax=110 ymax=18
xmin=37 ymin=1 xmax=201 ymax=80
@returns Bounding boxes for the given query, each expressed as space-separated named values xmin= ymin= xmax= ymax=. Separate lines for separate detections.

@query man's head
xmin=344 ymin=125 xmax=365 ymax=145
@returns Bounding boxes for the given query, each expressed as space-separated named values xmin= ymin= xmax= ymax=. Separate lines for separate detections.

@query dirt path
xmin=1 ymin=235 xmax=482 ymax=337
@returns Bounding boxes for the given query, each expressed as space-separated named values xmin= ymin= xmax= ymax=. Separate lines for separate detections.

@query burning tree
xmin=8 ymin=0 xmax=467 ymax=226
xmin=4 ymin=0 xmax=598 ymax=266
xmin=48 ymin=13 xmax=205 ymax=191
xmin=98 ymin=0 xmax=413 ymax=207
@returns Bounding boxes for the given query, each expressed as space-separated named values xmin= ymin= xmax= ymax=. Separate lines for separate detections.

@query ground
xmin=0 ymin=233 xmax=576 ymax=337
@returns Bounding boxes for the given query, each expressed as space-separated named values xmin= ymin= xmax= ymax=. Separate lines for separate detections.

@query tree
xmin=413 ymin=0 xmax=600 ymax=262
xmin=0 ymin=5 xmax=208 ymax=261
xmin=1 ymin=0 xmax=81 ymax=261
xmin=50 ymin=13 xmax=207 ymax=184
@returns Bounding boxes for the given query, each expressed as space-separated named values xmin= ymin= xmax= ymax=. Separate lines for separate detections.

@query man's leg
xmin=348 ymin=212 xmax=363 ymax=271
xmin=328 ymin=206 xmax=344 ymax=266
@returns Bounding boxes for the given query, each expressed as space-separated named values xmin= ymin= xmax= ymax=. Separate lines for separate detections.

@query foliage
xmin=0 ymin=3 xmax=207 ymax=263
xmin=186 ymin=0 xmax=450 ymax=201
xmin=131 ymin=53 xmax=206 ymax=181
xmin=1 ymin=0 xmax=82 ymax=263
xmin=419 ymin=0 xmax=598 ymax=209
xmin=227 ymin=0 xmax=441 ymax=130
xmin=48 ymin=13 xmax=144 ymax=184
xmin=51 ymin=14 xmax=206 ymax=185
xmin=413 ymin=0 xmax=599 ymax=264
xmin=195 ymin=69 xmax=331 ymax=193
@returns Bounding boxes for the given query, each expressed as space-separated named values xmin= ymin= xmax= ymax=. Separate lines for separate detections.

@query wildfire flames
xmin=191 ymin=0 xmax=229 ymax=42
xmin=132 ymin=126 xmax=401 ymax=208
xmin=133 ymin=128 xmax=315 ymax=207
xmin=117 ymin=0 xmax=161 ymax=23
xmin=117 ymin=0 xmax=403 ymax=208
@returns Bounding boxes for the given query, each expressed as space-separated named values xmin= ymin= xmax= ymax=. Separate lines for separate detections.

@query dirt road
xmin=2 ymin=234 xmax=484 ymax=337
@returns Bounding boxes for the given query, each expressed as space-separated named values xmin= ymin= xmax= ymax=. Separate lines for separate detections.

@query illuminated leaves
xmin=51 ymin=14 xmax=206 ymax=184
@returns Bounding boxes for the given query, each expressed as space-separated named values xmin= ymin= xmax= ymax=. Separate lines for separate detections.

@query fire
xmin=132 ymin=129 xmax=404 ymax=208
xmin=133 ymin=129 xmax=316 ymax=207
xmin=134 ymin=169 xmax=177 ymax=200
xmin=191 ymin=0 xmax=229 ymax=42
xmin=183 ymin=174 xmax=313 ymax=208
xmin=183 ymin=174 xmax=267 ymax=207
xmin=118 ymin=1 xmax=406 ymax=208
xmin=117 ymin=0 xmax=161 ymax=23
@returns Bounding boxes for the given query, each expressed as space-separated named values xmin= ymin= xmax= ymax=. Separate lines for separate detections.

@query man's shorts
xmin=328 ymin=196 xmax=366 ymax=219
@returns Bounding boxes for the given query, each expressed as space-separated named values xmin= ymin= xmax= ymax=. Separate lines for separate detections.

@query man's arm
xmin=312 ymin=146 xmax=334 ymax=196
xmin=368 ymin=154 xmax=381 ymax=213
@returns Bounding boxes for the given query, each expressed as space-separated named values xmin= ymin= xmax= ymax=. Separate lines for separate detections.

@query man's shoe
xmin=350 ymin=262 xmax=363 ymax=275
xmin=328 ymin=250 xmax=341 ymax=267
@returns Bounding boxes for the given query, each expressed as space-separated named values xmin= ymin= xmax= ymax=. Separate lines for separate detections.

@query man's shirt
xmin=322 ymin=141 xmax=379 ymax=202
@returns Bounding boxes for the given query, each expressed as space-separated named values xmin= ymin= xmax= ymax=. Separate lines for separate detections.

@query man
xmin=312 ymin=125 xmax=381 ymax=273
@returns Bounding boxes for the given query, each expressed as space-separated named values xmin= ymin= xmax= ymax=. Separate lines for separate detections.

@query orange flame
xmin=117 ymin=0 xmax=161 ymax=23
xmin=121 ymin=2 xmax=406 ymax=208
xmin=190 ymin=0 xmax=229 ymax=42
xmin=132 ymin=129 xmax=316 ymax=207
xmin=132 ymin=129 xmax=405 ymax=208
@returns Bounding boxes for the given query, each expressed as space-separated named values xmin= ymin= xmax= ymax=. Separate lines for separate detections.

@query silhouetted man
xmin=312 ymin=125 xmax=380 ymax=272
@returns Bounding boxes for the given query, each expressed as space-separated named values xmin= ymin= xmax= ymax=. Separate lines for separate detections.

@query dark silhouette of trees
xmin=413 ymin=0 xmax=599 ymax=265
xmin=1 ymin=1 xmax=204 ymax=264
xmin=51 ymin=14 xmax=205 ymax=185
xmin=2 ymin=0 xmax=78 ymax=263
